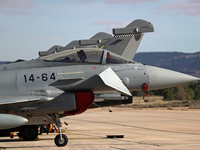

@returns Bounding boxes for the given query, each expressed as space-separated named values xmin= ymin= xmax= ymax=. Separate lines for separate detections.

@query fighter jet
xmin=39 ymin=19 xmax=154 ymax=104
xmin=0 ymin=20 xmax=199 ymax=147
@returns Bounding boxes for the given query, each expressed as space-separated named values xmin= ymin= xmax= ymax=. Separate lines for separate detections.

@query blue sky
xmin=0 ymin=0 xmax=200 ymax=61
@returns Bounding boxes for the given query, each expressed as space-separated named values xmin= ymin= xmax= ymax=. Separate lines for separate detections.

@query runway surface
xmin=0 ymin=107 xmax=200 ymax=150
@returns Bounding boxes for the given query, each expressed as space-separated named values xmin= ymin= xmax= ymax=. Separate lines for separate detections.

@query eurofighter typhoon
xmin=0 ymin=19 xmax=199 ymax=147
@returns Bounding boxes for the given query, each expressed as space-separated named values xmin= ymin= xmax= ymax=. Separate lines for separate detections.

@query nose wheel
xmin=55 ymin=134 xmax=68 ymax=147
xmin=54 ymin=114 xmax=68 ymax=147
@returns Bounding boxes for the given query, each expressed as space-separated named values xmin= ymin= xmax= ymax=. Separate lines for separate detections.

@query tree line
xmin=132 ymin=81 xmax=200 ymax=100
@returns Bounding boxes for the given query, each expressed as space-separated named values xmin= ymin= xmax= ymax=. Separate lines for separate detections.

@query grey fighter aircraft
xmin=39 ymin=19 xmax=154 ymax=104
xmin=0 ymin=20 xmax=199 ymax=147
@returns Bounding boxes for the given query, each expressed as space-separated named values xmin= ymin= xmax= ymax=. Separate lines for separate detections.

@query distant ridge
xmin=134 ymin=51 xmax=200 ymax=77
xmin=0 ymin=61 xmax=10 ymax=65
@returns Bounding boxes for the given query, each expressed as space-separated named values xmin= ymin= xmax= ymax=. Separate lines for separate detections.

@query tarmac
xmin=0 ymin=107 xmax=200 ymax=150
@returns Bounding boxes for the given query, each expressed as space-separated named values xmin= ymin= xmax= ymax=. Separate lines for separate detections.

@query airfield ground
xmin=0 ymin=107 xmax=200 ymax=150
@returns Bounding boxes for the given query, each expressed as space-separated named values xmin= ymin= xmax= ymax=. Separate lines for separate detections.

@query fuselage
xmin=0 ymin=60 xmax=149 ymax=96
xmin=0 ymin=47 xmax=198 ymax=135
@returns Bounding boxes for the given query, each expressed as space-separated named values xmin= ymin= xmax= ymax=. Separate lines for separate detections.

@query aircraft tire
xmin=54 ymin=134 xmax=68 ymax=147
xmin=20 ymin=125 xmax=38 ymax=141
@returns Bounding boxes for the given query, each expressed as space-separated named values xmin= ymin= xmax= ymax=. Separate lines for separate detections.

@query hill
xmin=134 ymin=51 xmax=200 ymax=77
xmin=0 ymin=61 xmax=10 ymax=65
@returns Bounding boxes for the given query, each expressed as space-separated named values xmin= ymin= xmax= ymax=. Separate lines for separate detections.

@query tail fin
xmin=39 ymin=19 xmax=154 ymax=60
xmin=101 ymin=19 xmax=154 ymax=60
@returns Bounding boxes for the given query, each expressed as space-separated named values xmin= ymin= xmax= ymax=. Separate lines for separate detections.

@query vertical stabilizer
xmin=102 ymin=19 xmax=154 ymax=60
xmin=39 ymin=19 xmax=154 ymax=60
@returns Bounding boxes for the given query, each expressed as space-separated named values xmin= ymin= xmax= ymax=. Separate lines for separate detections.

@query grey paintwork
xmin=0 ymin=53 xmax=148 ymax=97
xmin=0 ymin=20 xmax=199 ymax=144
xmin=0 ymin=48 xmax=149 ymax=131
xmin=39 ymin=19 xmax=153 ymax=60
xmin=0 ymin=48 xmax=198 ymax=116
xmin=146 ymin=65 xmax=199 ymax=90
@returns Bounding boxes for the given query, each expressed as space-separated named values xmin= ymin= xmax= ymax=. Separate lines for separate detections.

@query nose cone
xmin=146 ymin=65 xmax=199 ymax=90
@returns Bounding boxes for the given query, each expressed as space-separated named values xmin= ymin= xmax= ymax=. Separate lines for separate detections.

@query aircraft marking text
xmin=23 ymin=73 xmax=56 ymax=83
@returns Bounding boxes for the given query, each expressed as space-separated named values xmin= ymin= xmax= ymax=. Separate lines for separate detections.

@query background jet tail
xmin=101 ymin=19 xmax=154 ymax=60
xmin=39 ymin=19 xmax=154 ymax=60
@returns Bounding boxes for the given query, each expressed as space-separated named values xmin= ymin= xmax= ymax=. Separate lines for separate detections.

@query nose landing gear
xmin=54 ymin=114 xmax=68 ymax=147
xmin=55 ymin=134 xmax=68 ymax=147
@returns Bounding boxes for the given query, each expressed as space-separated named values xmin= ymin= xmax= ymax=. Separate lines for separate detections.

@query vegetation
xmin=132 ymin=81 xmax=200 ymax=101
xmin=153 ymin=81 xmax=200 ymax=100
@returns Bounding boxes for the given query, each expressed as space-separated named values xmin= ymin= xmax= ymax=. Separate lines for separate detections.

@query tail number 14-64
xmin=24 ymin=73 xmax=56 ymax=83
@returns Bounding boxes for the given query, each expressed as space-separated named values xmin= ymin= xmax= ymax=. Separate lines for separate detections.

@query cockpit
xmin=39 ymin=48 xmax=134 ymax=64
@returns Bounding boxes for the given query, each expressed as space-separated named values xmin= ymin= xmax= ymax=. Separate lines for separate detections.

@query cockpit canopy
xmin=39 ymin=48 xmax=134 ymax=64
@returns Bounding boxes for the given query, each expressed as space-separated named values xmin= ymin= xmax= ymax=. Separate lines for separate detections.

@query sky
xmin=0 ymin=0 xmax=200 ymax=61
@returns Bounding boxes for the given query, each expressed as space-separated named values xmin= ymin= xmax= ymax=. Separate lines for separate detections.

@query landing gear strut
xmin=54 ymin=114 xmax=68 ymax=147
